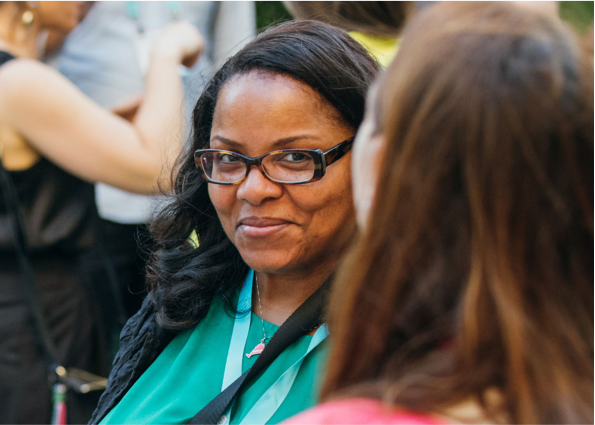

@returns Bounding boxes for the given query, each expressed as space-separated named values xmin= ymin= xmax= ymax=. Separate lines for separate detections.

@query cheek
xmin=352 ymin=146 xmax=373 ymax=209
xmin=208 ymin=185 xmax=236 ymax=238
xmin=352 ymin=119 xmax=375 ymax=204
xmin=351 ymin=151 xmax=366 ymax=203
xmin=352 ymin=134 xmax=385 ymax=228
xmin=48 ymin=5 xmax=79 ymax=30
xmin=294 ymin=162 xmax=354 ymax=240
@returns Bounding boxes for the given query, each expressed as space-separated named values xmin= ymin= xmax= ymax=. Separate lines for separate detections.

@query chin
xmin=237 ymin=249 xmax=297 ymax=274
xmin=55 ymin=13 xmax=81 ymax=31
xmin=64 ymin=20 xmax=81 ymax=32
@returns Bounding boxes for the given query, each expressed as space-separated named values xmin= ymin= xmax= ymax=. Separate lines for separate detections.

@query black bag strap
xmin=0 ymin=152 xmax=62 ymax=371
xmin=0 ymin=152 xmax=108 ymax=393
xmin=187 ymin=280 xmax=329 ymax=424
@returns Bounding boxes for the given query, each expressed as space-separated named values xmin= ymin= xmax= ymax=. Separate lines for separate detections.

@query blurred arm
xmin=0 ymin=23 xmax=202 ymax=195
xmin=211 ymin=1 xmax=256 ymax=71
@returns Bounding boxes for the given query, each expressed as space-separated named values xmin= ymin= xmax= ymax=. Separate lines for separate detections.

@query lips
xmin=237 ymin=216 xmax=292 ymax=238
xmin=238 ymin=217 xmax=291 ymax=227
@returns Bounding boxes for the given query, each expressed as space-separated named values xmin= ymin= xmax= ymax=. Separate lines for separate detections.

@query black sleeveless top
xmin=0 ymin=50 xmax=106 ymax=424
xmin=0 ymin=50 xmax=97 ymax=253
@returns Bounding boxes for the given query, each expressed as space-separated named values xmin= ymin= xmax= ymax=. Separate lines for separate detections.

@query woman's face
xmin=352 ymin=84 xmax=385 ymax=229
xmin=37 ymin=1 xmax=89 ymax=32
xmin=209 ymin=72 xmax=355 ymax=276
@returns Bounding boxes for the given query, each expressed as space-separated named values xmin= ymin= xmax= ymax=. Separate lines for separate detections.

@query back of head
xmin=323 ymin=3 xmax=593 ymax=423
xmin=285 ymin=1 xmax=413 ymax=37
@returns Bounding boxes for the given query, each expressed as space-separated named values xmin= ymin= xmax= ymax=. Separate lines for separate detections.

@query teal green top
xmin=100 ymin=294 xmax=328 ymax=424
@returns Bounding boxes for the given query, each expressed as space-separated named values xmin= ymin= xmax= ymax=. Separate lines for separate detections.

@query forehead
xmin=210 ymin=72 xmax=347 ymax=153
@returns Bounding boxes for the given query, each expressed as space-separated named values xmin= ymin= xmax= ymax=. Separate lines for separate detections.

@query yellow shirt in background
xmin=349 ymin=32 xmax=400 ymax=68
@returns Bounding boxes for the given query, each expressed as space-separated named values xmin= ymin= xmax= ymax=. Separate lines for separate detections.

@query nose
xmin=236 ymin=165 xmax=283 ymax=205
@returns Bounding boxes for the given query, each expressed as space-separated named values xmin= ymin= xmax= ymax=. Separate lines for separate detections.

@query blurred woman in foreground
xmin=0 ymin=1 xmax=202 ymax=422
xmin=287 ymin=2 xmax=593 ymax=424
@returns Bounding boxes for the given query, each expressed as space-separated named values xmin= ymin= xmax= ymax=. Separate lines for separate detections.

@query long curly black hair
xmin=147 ymin=20 xmax=379 ymax=330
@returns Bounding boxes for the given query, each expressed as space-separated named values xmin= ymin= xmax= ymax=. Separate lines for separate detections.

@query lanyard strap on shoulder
xmin=187 ymin=280 xmax=329 ymax=425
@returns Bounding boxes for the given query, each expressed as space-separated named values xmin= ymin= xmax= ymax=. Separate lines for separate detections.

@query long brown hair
xmin=284 ymin=1 xmax=413 ymax=37
xmin=322 ymin=3 xmax=593 ymax=424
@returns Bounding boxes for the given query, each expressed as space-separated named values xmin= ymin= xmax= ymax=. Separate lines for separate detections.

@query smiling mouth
xmin=237 ymin=218 xmax=292 ymax=238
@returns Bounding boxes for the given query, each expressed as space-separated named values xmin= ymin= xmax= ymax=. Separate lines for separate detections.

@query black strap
xmin=187 ymin=280 xmax=329 ymax=424
xmin=0 ymin=154 xmax=108 ymax=393
xmin=0 ymin=155 xmax=62 ymax=371
xmin=0 ymin=55 xmax=63 ymax=372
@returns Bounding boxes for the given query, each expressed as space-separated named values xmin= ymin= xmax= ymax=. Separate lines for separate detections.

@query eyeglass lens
xmin=200 ymin=151 xmax=317 ymax=183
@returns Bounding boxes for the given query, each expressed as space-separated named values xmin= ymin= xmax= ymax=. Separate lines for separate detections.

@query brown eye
xmin=278 ymin=153 xmax=309 ymax=163
xmin=218 ymin=154 xmax=242 ymax=164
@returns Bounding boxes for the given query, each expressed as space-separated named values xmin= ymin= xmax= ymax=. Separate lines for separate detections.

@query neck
xmin=254 ymin=263 xmax=334 ymax=327
xmin=0 ymin=3 xmax=41 ymax=59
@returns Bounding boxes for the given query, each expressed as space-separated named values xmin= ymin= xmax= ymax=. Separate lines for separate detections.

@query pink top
xmin=283 ymin=399 xmax=446 ymax=424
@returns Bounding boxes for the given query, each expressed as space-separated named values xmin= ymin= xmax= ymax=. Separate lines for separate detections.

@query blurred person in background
xmin=0 ymin=1 xmax=203 ymax=422
xmin=90 ymin=20 xmax=378 ymax=425
xmin=286 ymin=2 xmax=593 ymax=424
xmin=47 ymin=1 xmax=256 ymax=347
xmin=284 ymin=1 xmax=412 ymax=67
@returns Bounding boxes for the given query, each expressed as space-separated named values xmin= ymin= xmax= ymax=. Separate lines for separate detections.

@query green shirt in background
xmin=100 ymin=294 xmax=328 ymax=424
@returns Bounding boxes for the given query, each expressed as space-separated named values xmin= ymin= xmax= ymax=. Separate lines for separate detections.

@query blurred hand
xmin=153 ymin=21 xmax=205 ymax=68
xmin=111 ymin=94 xmax=143 ymax=122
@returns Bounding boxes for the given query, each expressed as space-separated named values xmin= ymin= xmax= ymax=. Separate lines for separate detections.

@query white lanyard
xmin=219 ymin=270 xmax=328 ymax=425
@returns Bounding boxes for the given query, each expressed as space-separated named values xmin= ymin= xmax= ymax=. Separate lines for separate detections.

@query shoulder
xmin=0 ymin=58 xmax=69 ymax=113
xmin=0 ymin=58 xmax=58 ymax=91
xmin=282 ymin=399 xmax=446 ymax=425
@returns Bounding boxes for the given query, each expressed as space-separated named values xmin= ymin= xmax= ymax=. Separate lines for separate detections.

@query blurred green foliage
xmin=255 ymin=1 xmax=594 ymax=34
xmin=255 ymin=1 xmax=291 ymax=31
xmin=560 ymin=1 xmax=594 ymax=34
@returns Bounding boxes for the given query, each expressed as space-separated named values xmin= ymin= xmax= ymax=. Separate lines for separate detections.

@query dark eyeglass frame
xmin=194 ymin=137 xmax=354 ymax=185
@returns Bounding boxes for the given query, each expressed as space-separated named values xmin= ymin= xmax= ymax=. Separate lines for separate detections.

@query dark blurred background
xmin=256 ymin=1 xmax=291 ymax=29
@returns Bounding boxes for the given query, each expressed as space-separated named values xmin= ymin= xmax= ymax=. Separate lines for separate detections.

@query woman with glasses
xmin=91 ymin=20 xmax=378 ymax=424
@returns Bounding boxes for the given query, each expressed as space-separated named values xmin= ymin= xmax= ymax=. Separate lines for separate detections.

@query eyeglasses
xmin=194 ymin=137 xmax=354 ymax=185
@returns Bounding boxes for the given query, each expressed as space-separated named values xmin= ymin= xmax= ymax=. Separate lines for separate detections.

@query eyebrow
xmin=210 ymin=135 xmax=322 ymax=150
